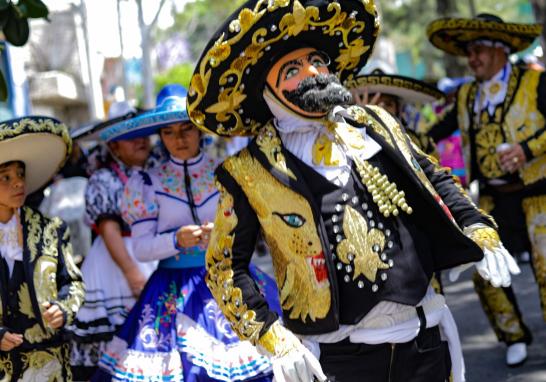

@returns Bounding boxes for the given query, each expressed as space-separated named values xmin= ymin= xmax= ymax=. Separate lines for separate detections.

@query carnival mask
xmin=266 ymin=47 xmax=353 ymax=118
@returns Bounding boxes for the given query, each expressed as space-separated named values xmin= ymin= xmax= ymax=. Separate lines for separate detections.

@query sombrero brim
xmin=73 ymin=109 xmax=146 ymax=143
xmin=188 ymin=0 xmax=380 ymax=137
xmin=427 ymin=18 xmax=542 ymax=56
xmin=346 ymin=74 xmax=444 ymax=104
xmin=99 ymin=109 xmax=190 ymax=142
xmin=0 ymin=117 xmax=71 ymax=194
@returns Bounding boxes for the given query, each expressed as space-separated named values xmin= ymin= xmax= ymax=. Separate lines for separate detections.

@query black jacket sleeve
xmin=53 ymin=223 xmax=85 ymax=327
xmin=428 ymin=101 xmax=459 ymax=143
xmin=206 ymin=165 xmax=278 ymax=344
xmin=409 ymin=139 xmax=496 ymax=230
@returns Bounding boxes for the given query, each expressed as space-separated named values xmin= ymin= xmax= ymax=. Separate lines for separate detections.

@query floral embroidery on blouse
xmin=157 ymin=155 xmax=218 ymax=205
xmin=122 ymin=153 xmax=219 ymax=227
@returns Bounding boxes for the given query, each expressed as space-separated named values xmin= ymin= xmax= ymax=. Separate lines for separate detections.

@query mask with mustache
xmin=282 ymin=73 xmax=353 ymax=114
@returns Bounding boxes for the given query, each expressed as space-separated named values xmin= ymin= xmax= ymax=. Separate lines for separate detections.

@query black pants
xmin=319 ymin=325 xmax=450 ymax=382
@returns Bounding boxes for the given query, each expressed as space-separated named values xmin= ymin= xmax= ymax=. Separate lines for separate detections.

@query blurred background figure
xmin=93 ymin=85 xmax=280 ymax=381
xmin=68 ymin=102 xmax=157 ymax=380
xmin=427 ymin=12 xmax=545 ymax=367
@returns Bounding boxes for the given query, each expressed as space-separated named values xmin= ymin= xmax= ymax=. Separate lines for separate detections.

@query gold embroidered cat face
xmin=225 ymin=150 xmax=331 ymax=322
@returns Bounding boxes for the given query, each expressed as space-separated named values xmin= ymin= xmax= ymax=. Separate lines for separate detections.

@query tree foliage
xmin=163 ymin=0 xmax=246 ymax=61
xmin=0 ymin=0 xmax=48 ymax=100
xmin=154 ymin=62 xmax=194 ymax=93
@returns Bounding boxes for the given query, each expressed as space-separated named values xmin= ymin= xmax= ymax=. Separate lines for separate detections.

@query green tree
xmin=162 ymin=0 xmax=246 ymax=61
xmin=154 ymin=62 xmax=194 ymax=93
xmin=0 ymin=0 xmax=49 ymax=100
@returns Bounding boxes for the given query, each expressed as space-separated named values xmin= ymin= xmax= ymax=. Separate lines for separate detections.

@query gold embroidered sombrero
xmin=188 ymin=0 xmax=380 ymax=137
xmin=0 ymin=116 xmax=72 ymax=193
xmin=427 ymin=13 xmax=542 ymax=57
xmin=346 ymin=69 xmax=445 ymax=104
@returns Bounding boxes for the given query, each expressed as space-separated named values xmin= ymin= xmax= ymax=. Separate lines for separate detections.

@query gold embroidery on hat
xmin=188 ymin=0 xmax=377 ymax=136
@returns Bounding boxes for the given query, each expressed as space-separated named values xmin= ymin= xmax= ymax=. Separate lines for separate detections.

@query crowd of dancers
xmin=0 ymin=1 xmax=545 ymax=381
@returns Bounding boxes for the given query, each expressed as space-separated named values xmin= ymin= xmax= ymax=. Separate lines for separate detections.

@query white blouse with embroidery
xmin=121 ymin=152 xmax=220 ymax=262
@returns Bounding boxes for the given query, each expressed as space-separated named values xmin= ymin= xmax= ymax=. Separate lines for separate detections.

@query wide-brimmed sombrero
xmin=427 ymin=13 xmax=542 ymax=57
xmin=346 ymin=69 xmax=445 ymax=104
xmin=0 ymin=116 xmax=72 ymax=193
xmin=71 ymin=101 xmax=142 ymax=142
xmin=188 ymin=0 xmax=380 ymax=137
xmin=99 ymin=84 xmax=190 ymax=142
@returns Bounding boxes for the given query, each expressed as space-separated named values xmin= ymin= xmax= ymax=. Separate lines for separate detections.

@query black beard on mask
xmin=282 ymin=73 xmax=353 ymax=114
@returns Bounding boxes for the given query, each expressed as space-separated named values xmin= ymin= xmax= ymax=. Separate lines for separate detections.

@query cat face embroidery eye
xmin=273 ymin=212 xmax=306 ymax=228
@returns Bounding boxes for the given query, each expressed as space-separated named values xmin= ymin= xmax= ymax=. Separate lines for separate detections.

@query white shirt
xmin=0 ymin=211 xmax=23 ymax=275
xmin=474 ymin=62 xmax=511 ymax=116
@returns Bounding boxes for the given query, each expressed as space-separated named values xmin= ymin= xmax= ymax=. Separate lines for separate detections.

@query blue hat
xmin=99 ymin=84 xmax=190 ymax=142
xmin=72 ymin=101 xmax=140 ymax=142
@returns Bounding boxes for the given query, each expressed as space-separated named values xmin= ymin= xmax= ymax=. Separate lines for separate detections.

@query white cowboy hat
xmin=0 ymin=116 xmax=71 ymax=194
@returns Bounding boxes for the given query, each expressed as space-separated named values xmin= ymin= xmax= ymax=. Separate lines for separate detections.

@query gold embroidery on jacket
xmin=0 ymin=356 xmax=13 ymax=380
xmin=25 ymin=207 xmax=41 ymax=262
xmin=24 ymin=323 xmax=53 ymax=344
xmin=206 ymin=182 xmax=264 ymax=343
xmin=346 ymin=105 xmax=394 ymax=146
xmin=256 ymin=123 xmax=296 ymax=179
xmin=337 ymin=205 xmax=388 ymax=282
xmin=56 ymin=229 xmax=84 ymax=325
xmin=20 ymin=346 xmax=64 ymax=381
xmin=224 ymin=150 xmax=331 ymax=322
xmin=457 ymin=68 xmax=546 ymax=186
xmin=18 ymin=283 xmax=36 ymax=319
xmin=34 ymin=256 xmax=58 ymax=310
xmin=475 ymin=123 xmax=504 ymax=178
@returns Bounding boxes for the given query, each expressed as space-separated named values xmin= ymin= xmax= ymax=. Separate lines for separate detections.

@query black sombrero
xmin=188 ymin=0 xmax=380 ymax=137
xmin=346 ymin=69 xmax=445 ymax=104
xmin=427 ymin=13 xmax=542 ymax=57
xmin=0 ymin=116 xmax=71 ymax=194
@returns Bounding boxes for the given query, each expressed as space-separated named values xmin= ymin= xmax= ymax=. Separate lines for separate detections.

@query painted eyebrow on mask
xmin=276 ymin=58 xmax=302 ymax=87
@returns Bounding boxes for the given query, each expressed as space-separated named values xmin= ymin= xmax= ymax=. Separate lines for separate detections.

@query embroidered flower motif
xmin=336 ymin=39 xmax=370 ymax=72
xmin=205 ymin=89 xmax=247 ymax=119
xmin=475 ymin=123 xmax=505 ymax=179
xmin=279 ymin=0 xmax=319 ymax=37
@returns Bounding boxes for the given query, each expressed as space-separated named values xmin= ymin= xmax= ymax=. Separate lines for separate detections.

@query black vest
xmin=294 ymin=151 xmax=440 ymax=324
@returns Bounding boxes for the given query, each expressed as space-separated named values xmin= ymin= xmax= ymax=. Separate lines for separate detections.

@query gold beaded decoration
xmin=355 ymin=159 xmax=413 ymax=218
xmin=330 ymin=121 xmax=413 ymax=218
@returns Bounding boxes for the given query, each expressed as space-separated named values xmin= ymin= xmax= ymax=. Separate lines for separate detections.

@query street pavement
xmin=445 ymin=263 xmax=546 ymax=382
xmin=253 ymin=255 xmax=546 ymax=381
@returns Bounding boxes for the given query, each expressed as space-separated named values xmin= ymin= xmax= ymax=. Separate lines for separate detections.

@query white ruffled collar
xmin=0 ymin=210 xmax=23 ymax=271
xmin=475 ymin=62 xmax=511 ymax=115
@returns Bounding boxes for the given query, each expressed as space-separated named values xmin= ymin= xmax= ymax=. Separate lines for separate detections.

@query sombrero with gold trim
xmin=427 ymin=13 xmax=542 ymax=57
xmin=346 ymin=69 xmax=445 ymax=104
xmin=188 ymin=0 xmax=380 ymax=137
xmin=0 ymin=116 xmax=72 ymax=193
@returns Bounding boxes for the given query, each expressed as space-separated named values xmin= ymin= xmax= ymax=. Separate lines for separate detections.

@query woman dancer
xmin=70 ymin=104 xmax=157 ymax=379
xmin=96 ymin=85 xmax=280 ymax=381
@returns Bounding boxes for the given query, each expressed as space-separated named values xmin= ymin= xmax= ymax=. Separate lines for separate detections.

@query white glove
xmin=449 ymin=224 xmax=520 ymax=287
xmin=272 ymin=345 xmax=327 ymax=382
xmin=258 ymin=321 xmax=327 ymax=382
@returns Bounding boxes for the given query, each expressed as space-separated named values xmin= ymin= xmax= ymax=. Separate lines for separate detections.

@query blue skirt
xmin=97 ymin=264 xmax=280 ymax=381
